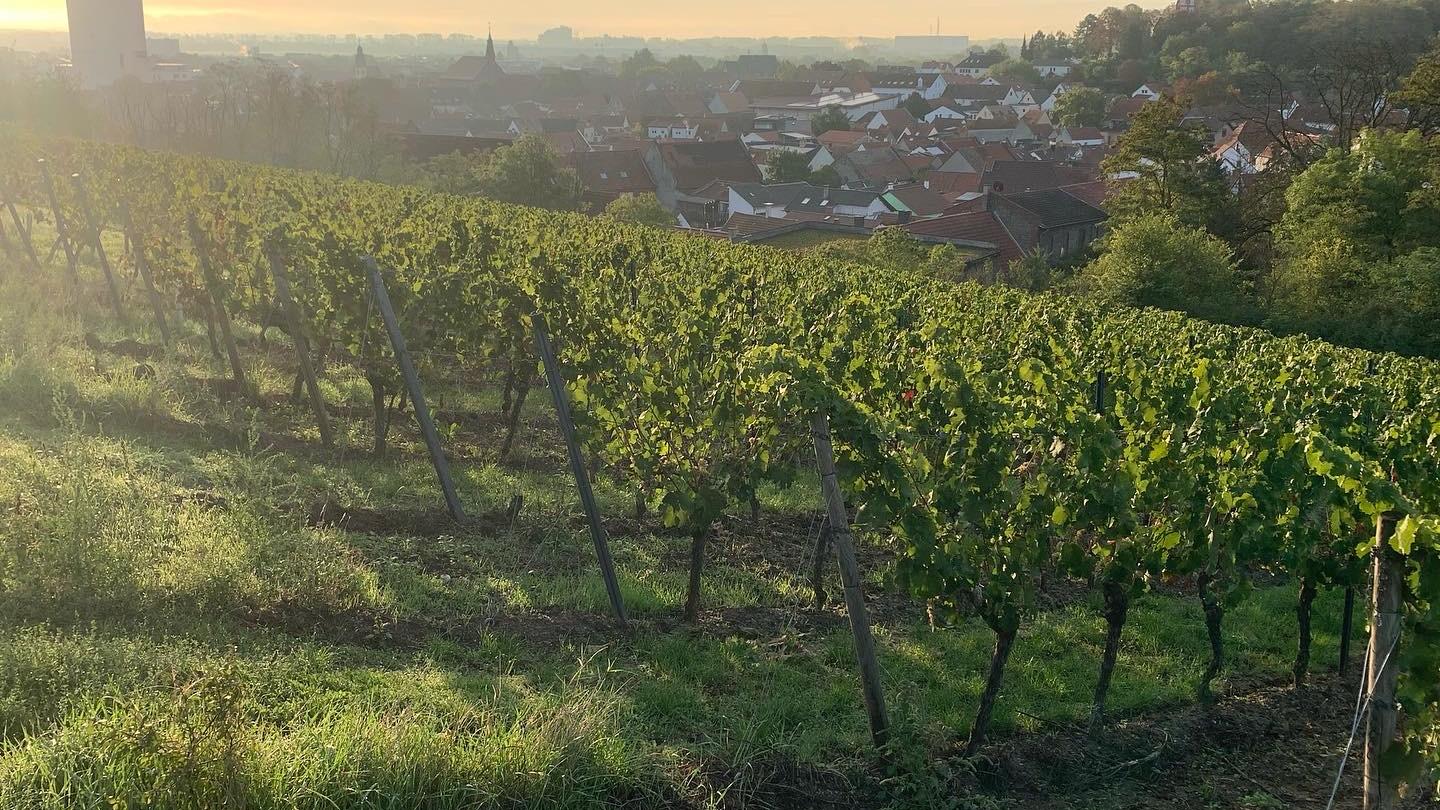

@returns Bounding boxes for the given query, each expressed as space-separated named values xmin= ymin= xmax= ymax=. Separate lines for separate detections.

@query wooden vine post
xmin=38 ymin=159 xmax=81 ymax=287
xmin=187 ymin=213 xmax=248 ymax=395
xmin=363 ymin=256 xmax=465 ymax=522
xmin=70 ymin=174 xmax=128 ymax=326
xmin=119 ymin=202 xmax=172 ymax=346
xmin=1 ymin=193 xmax=42 ymax=273
xmin=1364 ymin=512 xmax=1404 ymax=810
xmin=811 ymin=412 xmax=890 ymax=749
xmin=267 ymin=248 xmax=334 ymax=450
xmin=531 ymin=311 xmax=629 ymax=628
xmin=1340 ymin=586 xmax=1356 ymax=676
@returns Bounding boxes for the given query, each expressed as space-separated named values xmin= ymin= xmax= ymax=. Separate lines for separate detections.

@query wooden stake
xmin=531 ymin=311 xmax=628 ymax=628
xmin=1340 ymin=585 xmax=1356 ymax=676
xmin=119 ymin=203 xmax=172 ymax=346
xmin=1364 ymin=512 xmax=1403 ymax=810
xmin=811 ymin=411 xmax=890 ymax=749
xmin=38 ymin=160 xmax=81 ymax=287
xmin=363 ymin=256 xmax=465 ymax=522
xmin=267 ymin=249 xmax=334 ymax=450
xmin=1 ymin=194 xmax=42 ymax=273
xmin=187 ymin=213 xmax=248 ymax=395
xmin=70 ymin=174 xmax=128 ymax=326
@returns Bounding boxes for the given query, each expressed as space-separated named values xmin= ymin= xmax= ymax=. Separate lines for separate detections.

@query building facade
xmin=66 ymin=0 xmax=149 ymax=89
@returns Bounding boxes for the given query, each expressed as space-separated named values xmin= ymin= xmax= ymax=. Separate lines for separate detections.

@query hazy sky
xmin=0 ymin=0 xmax=1131 ymax=41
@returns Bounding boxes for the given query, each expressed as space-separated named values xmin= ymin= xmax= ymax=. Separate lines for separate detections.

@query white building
xmin=66 ymin=0 xmax=149 ymax=89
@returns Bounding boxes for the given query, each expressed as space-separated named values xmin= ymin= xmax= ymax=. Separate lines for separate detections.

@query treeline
xmin=1015 ymin=34 xmax=1440 ymax=362
xmin=1018 ymin=0 xmax=1440 ymax=91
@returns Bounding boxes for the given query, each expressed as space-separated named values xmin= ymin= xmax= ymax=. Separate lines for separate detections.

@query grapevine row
xmin=1 ymin=131 xmax=1437 ymax=787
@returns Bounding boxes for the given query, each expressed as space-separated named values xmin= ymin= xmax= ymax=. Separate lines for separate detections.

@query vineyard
xmin=0 ymin=128 xmax=1438 ymax=808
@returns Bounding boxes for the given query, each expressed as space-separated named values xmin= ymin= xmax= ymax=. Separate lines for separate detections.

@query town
xmin=1 ymin=0 xmax=1363 ymax=281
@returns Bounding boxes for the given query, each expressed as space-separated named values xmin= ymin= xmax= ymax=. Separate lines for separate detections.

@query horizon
xmin=1 ymin=0 xmax=1169 ymax=44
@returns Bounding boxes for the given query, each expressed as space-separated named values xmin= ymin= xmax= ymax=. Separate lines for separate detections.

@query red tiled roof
xmin=924 ymin=171 xmax=983 ymax=196
xmin=655 ymin=139 xmax=762 ymax=191
xmin=570 ymin=149 xmax=655 ymax=196
xmin=725 ymin=212 xmax=792 ymax=237
xmin=818 ymin=129 xmax=869 ymax=146
xmin=1055 ymin=179 xmax=1108 ymax=208
xmin=901 ymin=211 xmax=1024 ymax=263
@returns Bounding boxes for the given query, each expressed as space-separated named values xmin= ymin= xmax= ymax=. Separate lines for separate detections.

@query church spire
xmin=485 ymin=25 xmax=496 ymax=63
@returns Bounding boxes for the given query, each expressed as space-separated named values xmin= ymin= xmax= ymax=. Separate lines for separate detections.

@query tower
xmin=66 ymin=0 xmax=149 ymax=89
xmin=477 ymin=26 xmax=505 ymax=83
xmin=353 ymin=45 xmax=370 ymax=80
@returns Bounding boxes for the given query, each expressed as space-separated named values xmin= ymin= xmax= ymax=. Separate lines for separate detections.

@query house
xmin=881 ymin=184 xmax=951 ymax=218
xmin=644 ymin=139 xmax=762 ymax=211
xmin=668 ymin=178 xmax=728 ymax=223
xmin=855 ymin=108 xmax=920 ymax=139
xmin=868 ymin=72 xmax=925 ymax=97
xmin=1040 ymin=83 xmax=1081 ymax=112
xmin=830 ymin=145 xmax=914 ymax=187
xmin=708 ymin=91 xmax=751 ymax=115
xmin=438 ymin=34 xmax=507 ymax=86
xmin=732 ymin=79 xmax=820 ymax=99
xmin=736 ymin=54 xmax=780 ymax=80
xmin=817 ymin=129 xmax=875 ymax=149
xmin=988 ymin=187 xmax=1107 ymax=260
xmin=919 ymin=61 xmax=956 ymax=75
xmin=1131 ymin=83 xmax=1169 ymax=101
xmin=955 ymin=51 xmax=1006 ymax=77
xmin=749 ymin=92 xmax=900 ymax=130
xmin=966 ymin=118 xmax=1021 ymax=144
xmin=923 ymin=101 xmax=968 ymax=123
xmin=901 ymin=210 xmax=1024 ymax=274
xmin=1057 ymin=126 xmax=1105 ymax=147
xmin=947 ymin=83 xmax=1011 ymax=106
xmin=982 ymin=160 xmax=1098 ymax=193
xmin=1103 ymin=96 xmax=1152 ymax=138
xmin=1002 ymin=86 xmax=1040 ymax=112
xmin=1210 ymin=120 xmax=1319 ymax=175
xmin=391 ymin=131 xmax=513 ymax=162
xmin=1036 ymin=61 xmax=1078 ymax=78
xmin=569 ymin=149 xmax=656 ymax=209
xmin=728 ymin=182 xmax=892 ymax=220
xmin=644 ymin=118 xmax=698 ymax=140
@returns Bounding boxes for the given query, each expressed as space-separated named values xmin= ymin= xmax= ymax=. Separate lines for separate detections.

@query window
xmin=619 ymin=171 xmax=629 ymax=178
xmin=599 ymin=172 xmax=609 ymax=180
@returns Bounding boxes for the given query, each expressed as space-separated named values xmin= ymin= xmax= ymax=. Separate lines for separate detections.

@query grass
xmin=0 ymin=225 xmax=1367 ymax=808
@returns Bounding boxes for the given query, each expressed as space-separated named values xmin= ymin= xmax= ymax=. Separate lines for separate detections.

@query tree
xmin=1268 ymin=129 xmax=1440 ymax=355
xmin=602 ymin=193 xmax=675 ymax=227
xmin=1101 ymin=97 xmax=1235 ymax=235
xmin=999 ymin=250 xmax=1056 ymax=291
xmin=809 ymin=165 xmax=842 ymax=187
xmin=619 ymin=48 xmax=661 ymax=81
xmin=765 ymin=150 xmax=813 ymax=183
xmin=1053 ymin=87 xmax=1107 ymax=128
xmin=475 ymin=134 xmax=585 ymax=211
xmin=419 ymin=149 xmax=488 ymax=196
xmin=1081 ymin=213 xmax=1246 ymax=322
xmin=901 ymin=92 xmax=931 ymax=119
xmin=810 ymin=106 xmax=851 ymax=137
xmin=1171 ymin=71 xmax=1232 ymax=107
xmin=990 ymin=58 xmax=1041 ymax=86
xmin=1394 ymin=39 xmax=1440 ymax=135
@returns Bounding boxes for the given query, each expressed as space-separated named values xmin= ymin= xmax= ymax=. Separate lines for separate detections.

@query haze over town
xmin=1 ymin=0 xmax=1169 ymax=41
